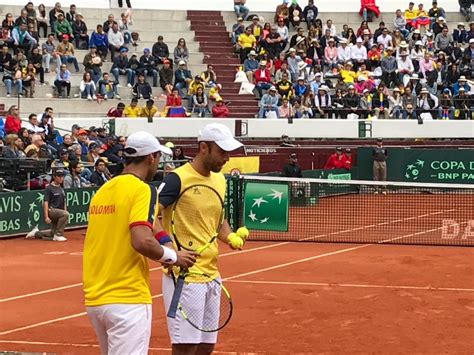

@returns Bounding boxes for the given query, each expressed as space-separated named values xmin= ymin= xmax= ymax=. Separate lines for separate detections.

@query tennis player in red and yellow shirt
xmin=159 ymin=123 xmax=246 ymax=354
xmin=83 ymin=131 xmax=197 ymax=355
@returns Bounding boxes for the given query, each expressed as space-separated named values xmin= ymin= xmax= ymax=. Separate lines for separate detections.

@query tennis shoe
xmin=382 ymin=191 xmax=387 ymax=195
xmin=25 ymin=226 xmax=39 ymax=239
xmin=53 ymin=235 xmax=67 ymax=242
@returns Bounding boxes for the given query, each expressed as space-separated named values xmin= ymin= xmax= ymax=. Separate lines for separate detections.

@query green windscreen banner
xmin=357 ymin=148 xmax=474 ymax=183
xmin=0 ymin=187 xmax=97 ymax=238
xmin=243 ymin=181 xmax=289 ymax=232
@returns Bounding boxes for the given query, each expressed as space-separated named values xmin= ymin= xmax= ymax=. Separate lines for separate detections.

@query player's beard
xmin=204 ymin=156 xmax=224 ymax=173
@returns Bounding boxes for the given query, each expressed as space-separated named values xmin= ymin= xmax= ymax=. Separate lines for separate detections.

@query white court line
xmin=0 ymin=340 xmax=244 ymax=354
xmin=1 ymin=207 xmax=454 ymax=302
xmin=0 ymin=219 xmax=465 ymax=336
xmin=0 ymin=283 xmax=83 ymax=303
xmin=226 ymin=280 xmax=474 ymax=293
xmin=0 ymin=242 xmax=289 ymax=303
xmin=0 ymin=242 xmax=366 ymax=336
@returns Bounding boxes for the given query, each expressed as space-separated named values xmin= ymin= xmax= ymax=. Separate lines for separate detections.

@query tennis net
xmin=229 ymin=176 xmax=474 ymax=247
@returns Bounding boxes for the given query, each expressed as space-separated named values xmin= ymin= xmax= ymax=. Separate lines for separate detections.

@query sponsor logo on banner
xmin=243 ymin=182 xmax=289 ymax=232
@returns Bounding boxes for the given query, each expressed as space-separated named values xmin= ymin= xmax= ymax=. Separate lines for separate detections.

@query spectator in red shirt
xmin=166 ymin=88 xmax=182 ymax=107
xmin=106 ymin=102 xmax=125 ymax=117
xmin=324 ymin=147 xmax=345 ymax=170
xmin=343 ymin=148 xmax=352 ymax=170
xmin=5 ymin=105 xmax=21 ymax=134
xmin=212 ymin=98 xmax=230 ymax=118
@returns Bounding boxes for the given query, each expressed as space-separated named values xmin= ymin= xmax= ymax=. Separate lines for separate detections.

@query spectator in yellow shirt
xmin=188 ymin=75 xmax=205 ymax=96
xmin=404 ymin=2 xmax=417 ymax=29
xmin=140 ymin=99 xmax=159 ymax=118
xmin=340 ymin=62 xmax=357 ymax=84
xmin=238 ymin=26 xmax=256 ymax=63
xmin=124 ymin=98 xmax=142 ymax=117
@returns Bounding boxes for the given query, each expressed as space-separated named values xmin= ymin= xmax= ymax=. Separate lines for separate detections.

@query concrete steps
xmin=188 ymin=10 xmax=258 ymax=119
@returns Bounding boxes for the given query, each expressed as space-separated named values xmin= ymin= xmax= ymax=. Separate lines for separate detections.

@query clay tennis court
xmin=1 ymin=224 xmax=473 ymax=354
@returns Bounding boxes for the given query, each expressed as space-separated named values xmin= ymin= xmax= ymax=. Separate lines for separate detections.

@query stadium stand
xmin=0 ymin=0 xmax=473 ymax=190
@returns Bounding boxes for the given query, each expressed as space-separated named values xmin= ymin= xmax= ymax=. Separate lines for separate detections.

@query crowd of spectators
xmin=232 ymin=0 xmax=473 ymax=119
xmin=0 ymin=104 xmax=188 ymax=190
xmin=0 ymin=2 xmax=231 ymax=117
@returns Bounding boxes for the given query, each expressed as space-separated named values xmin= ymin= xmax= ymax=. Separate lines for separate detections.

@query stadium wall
xmin=50 ymin=118 xmax=474 ymax=139
xmin=0 ymin=0 xmax=462 ymax=12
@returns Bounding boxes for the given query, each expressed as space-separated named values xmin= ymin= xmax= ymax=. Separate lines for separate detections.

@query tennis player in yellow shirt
xmin=159 ymin=123 xmax=246 ymax=354
xmin=83 ymin=131 xmax=198 ymax=355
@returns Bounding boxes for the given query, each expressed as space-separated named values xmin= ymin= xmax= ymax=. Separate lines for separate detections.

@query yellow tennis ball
xmin=227 ymin=233 xmax=244 ymax=249
xmin=236 ymin=226 xmax=249 ymax=240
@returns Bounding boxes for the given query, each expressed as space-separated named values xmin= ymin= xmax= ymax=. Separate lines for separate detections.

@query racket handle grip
xmin=167 ymin=277 xmax=185 ymax=319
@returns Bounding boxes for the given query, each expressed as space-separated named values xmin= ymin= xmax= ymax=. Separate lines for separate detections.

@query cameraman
xmin=26 ymin=169 xmax=69 ymax=242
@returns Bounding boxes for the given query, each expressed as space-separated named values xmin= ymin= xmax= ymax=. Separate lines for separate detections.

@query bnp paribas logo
xmin=243 ymin=182 xmax=289 ymax=232
xmin=404 ymin=159 xmax=425 ymax=181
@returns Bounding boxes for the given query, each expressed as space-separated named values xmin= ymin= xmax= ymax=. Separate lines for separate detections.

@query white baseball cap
xmin=198 ymin=123 xmax=243 ymax=152
xmin=124 ymin=131 xmax=172 ymax=157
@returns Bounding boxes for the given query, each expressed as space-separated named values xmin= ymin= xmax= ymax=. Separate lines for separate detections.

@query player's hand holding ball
xmin=236 ymin=226 xmax=249 ymax=241
xmin=227 ymin=227 xmax=249 ymax=250
xmin=227 ymin=232 xmax=244 ymax=250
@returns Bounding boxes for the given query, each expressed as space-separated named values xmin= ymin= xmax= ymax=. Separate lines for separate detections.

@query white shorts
xmin=86 ymin=303 xmax=152 ymax=355
xmin=162 ymin=274 xmax=220 ymax=344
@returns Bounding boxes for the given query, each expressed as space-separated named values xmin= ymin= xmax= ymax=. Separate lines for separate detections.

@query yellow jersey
xmin=340 ymin=69 xmax=357 ymax=84
xmin=124 ymin=105 xmax=142 ymax=117
xmin=159 ymin=163 xmax=226 ymax=281
xmin=238 ymin=33 xmax=256 ymax=49
xmin=83 ymin=174 xmax=158 ymax=306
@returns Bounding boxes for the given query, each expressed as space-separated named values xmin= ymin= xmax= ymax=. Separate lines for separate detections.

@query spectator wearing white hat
xmin=389 ymin=87 xmax=403 ymax=119
xmin=350 ymin=37 xmax=368 ymax=70
xmin=410 ymin=40 xmax=424 ymax=72
xmin=258 ymin=86 xmax=279 ymax=118
xmin=432 ymin=16 xmax=446 ymax=37
xmin=396 ymin=51 xmax=414 ymax=84
xmin=453 ymin=23 xmax=468 ymax=44
xmin=337 ymin=38 xmax=351 ymax=64
xmin=324 ymin=38 xmax=338 ymax=71
xmin=428 ymin=1 xmax=446 ymax=29
xmin=453 ymin=87 xmax=472 ymax=119
xmin=314 ymin=85 xmax=332 ymax=118
xmin=453 ymin=76 xmax=470 ymax=96
xmin=416 ymin=87 xmax=437 ymax=118
xmin=254 ymin=60 xmax=272 ymax=97
xmin=360 ymin=88 xmax=372 ymax=118
xmin=287 ymin=48 xmax=300 ymax=82
xmin=243 ymin=50 xmax=259 ymax=83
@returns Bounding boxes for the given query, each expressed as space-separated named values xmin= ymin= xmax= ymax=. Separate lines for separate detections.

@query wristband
xmin=159 ymin=246 xmax=177 ymax=264
xmin=155 ymin=230 xmax=172 ymax=245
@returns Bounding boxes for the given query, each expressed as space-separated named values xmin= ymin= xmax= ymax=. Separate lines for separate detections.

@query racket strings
xmin=180 ymin=277 xmax=232 ymax=332
xmin=172 ymin=185 xmax=224 ymax=251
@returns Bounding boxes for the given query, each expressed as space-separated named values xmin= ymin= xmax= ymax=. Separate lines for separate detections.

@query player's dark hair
xmin=123 ymin=152 xmax=159 ymax=165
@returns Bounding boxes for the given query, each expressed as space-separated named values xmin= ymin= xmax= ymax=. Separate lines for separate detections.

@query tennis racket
xmin=167 ymin=184 xmax=231 ymax=331
xmin=171 ymin=270 xmax=233 ymax=332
